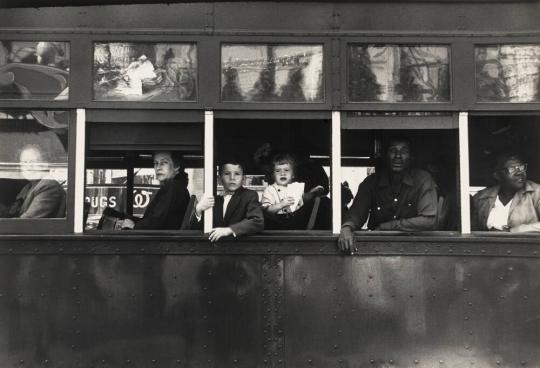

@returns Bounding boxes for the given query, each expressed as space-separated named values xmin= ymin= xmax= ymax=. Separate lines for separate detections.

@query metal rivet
xmin=126 ymin=360 xmax=131 ymax=364
xmin=414 ymin=360 xmax=419 ymax=364
xmin=176 ymin=360 xmax=181 ymax=364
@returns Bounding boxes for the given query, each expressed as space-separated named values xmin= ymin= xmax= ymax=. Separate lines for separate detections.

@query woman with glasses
xmin=471 ymin=151 xmax=540 ymax=232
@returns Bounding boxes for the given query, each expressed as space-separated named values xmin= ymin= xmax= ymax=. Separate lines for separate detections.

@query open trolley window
xmin=213 ymin=112 xmax=332 ymax=232
xmin=341 ymin=112 xmax=460 ymax=233
xmin=468 ymin=114 xmax=540 ymax=234
xmin=84 ymin=110 xmax=203 ymax=232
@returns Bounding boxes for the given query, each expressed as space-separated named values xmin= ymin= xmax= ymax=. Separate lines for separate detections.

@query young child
xmin=261 ymin=154 xmax=323 ymax=215
xmin=194 ymin=159 xmax=264 ymax=242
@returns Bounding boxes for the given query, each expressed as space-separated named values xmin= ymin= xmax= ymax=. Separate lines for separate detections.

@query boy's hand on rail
xmin=209 ymin=227 xmax=234 ymax=242
xmin=196 ymin=195 xmax=215 ymax=216
xmin=338 ymin=226 xmax=356 ymax=254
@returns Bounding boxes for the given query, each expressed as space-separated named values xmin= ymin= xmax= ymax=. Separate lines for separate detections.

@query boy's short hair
xmin=271 ymin=153 xmax=296 ymax=168
xmin=218 ymin=158 xmax=245 ymax=175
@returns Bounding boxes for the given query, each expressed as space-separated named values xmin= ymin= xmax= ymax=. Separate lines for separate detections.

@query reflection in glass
xmin=221 ymin=44 xmax=324 ymax=102
xmin=94 ymin=42 xmax=197 ymax=102
xmin=0 ymin=111 xmax=68 ymax=218
xmin=348 ymin=45 xmax=450 ymax=102
xmin=0 ymin=41 xmax=69 ymax=100
xmin=476 ymin=45 xmax=540 ymax=102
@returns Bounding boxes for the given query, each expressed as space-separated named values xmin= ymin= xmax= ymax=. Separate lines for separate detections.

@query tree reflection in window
xmin=221 ymin=44 xmax=324 ymax=103
xmin=348 ymin=45 xmax=450 ymax=103
xmin=476 ymin=45 xmax=540 ymax=103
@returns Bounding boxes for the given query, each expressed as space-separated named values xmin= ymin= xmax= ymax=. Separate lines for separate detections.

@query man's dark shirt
xmin=342 ymin=168 xmax=438 ymax=231
xmin=134 ymin=172 xmax=190 ymax=230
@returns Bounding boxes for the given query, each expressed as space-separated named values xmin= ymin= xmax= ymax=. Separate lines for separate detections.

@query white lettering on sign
xmin=133 ymin=190 xmax=151 ymax=208
xmin=85 ymin=196 xmax=118 ymax=209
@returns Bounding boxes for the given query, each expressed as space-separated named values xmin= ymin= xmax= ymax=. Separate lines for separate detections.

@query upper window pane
xmin=93 ymin=42 xmax=197 ymax=102
xmin=0 ymin=110 xmax=69 ymax=219
xmin=476 ymin=45 xmax=540 ymax=103
xmin=348 ymin=45 xmax=450 ymax=103
xmin=0 ymin=41 xmax=69 ymax=100
xmin=221 ymin=44 xmax=324 ymax=102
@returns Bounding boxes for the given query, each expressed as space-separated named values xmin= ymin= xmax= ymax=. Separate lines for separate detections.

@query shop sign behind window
xmin=0 ymin=41 xmax=69 ymax=100
xmin=93 ymin=42 xmax=197 ymax=102
xmin=348 ymin=45 xmax=450 ymax=103
xmin=221 ymin=44 xmax=324 ymax=103
xmin=476 ymin=45 xmax=540 ymax=103
xmin=0 ymin=110 xmax=69 ymax=219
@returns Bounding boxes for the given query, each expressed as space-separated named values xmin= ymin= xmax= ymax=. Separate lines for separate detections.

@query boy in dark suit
xmin=194 ymin=159 xmax=264 ymax=242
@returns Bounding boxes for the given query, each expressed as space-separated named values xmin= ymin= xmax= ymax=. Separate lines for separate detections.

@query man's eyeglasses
xmin=500 ymin=163 xmax=527 ymax=175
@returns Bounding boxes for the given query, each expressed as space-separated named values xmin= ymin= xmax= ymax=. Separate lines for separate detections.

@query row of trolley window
xmin=1 ymin=108 xmax=539 ymax=237
xmin=1 ymin=40 xmax=540 ymax=103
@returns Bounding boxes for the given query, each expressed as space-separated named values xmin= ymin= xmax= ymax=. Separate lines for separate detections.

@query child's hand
xmin=196 ymin=195 xmax=215 ymax=216
xmin=280 ymin=197 xmax=295 ymax=209
xmin=209 ymin=227 xmax=234 ymax=242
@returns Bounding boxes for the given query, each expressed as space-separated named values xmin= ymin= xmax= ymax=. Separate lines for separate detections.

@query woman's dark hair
xmin=153 ymin=151 xmax=184 ymax=169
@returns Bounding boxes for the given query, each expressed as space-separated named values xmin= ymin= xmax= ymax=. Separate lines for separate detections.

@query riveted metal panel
xmin=0 ymin=253 xmax=269 ymax=367
xmin=0 ymin=237 xmax=540 ymax=366
xmin=283 ymin=255 xmax=540 ymax=367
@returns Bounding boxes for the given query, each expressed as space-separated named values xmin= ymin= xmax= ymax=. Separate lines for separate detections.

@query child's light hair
xmin=271 ymin=153 xmax=296 ymax=169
